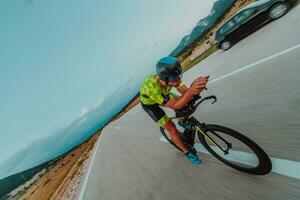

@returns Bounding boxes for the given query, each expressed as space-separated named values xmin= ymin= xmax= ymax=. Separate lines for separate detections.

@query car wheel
xmin=268 ymin=2 xmax=290 ymax=20
xmin=220 ymin=40 xmax=231 ymax=51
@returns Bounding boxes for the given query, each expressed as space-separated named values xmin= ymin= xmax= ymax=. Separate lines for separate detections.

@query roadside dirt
xmin=16 ymin=132 xmax=100 ymax=200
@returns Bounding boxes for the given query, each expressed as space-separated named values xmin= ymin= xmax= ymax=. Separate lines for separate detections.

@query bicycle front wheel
xmin=198 ymin=124 xmax=272 ymax=175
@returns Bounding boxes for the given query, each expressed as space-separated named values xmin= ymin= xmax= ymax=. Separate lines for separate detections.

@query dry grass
xmin=178 ymin=0 xmax=255 ymax=70
xmin=17 ymin=133 xmax=100 ymax=200
xmin=182 ymin=45 xmax=218 ymax=72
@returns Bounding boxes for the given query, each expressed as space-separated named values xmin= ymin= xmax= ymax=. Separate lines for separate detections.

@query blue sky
xmin=0 ymin=0 xmax=214 ymax=178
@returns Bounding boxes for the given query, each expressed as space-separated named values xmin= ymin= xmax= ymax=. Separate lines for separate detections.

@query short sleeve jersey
xmin=140 ymin=75 xmax=184 ymax=105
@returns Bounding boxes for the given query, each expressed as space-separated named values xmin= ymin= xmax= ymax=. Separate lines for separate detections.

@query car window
xmin=220 ymin=20 xmax=235 ymax=34
xmin=234 ymin=8 xmax=256 ymax=23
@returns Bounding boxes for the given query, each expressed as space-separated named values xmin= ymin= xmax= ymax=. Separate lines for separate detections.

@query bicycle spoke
xmin=200 ymin=128 xmax=260 ymax=168
xmin=197 ymin=127 xmax=228 ymax=155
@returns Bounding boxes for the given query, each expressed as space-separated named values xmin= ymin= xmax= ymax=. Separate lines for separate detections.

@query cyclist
xmin=140 ymin=56 xmax=209 ymax=164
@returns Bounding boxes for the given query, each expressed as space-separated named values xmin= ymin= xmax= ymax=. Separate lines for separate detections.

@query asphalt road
xmin=79 ymin=4 xmax=300 ymax=200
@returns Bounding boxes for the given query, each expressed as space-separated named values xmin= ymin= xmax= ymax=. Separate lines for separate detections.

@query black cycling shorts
xmin=141 ymin=103 xmax=170 ymax=127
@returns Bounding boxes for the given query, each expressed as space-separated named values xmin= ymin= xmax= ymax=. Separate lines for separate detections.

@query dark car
xmin=215 ymin=0 xmax=292 ymax=51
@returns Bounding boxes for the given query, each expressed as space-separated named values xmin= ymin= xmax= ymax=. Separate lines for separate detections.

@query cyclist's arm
xmin=176 ymin=84 xmax=189 ymax=95
xmin=163 ymin=79 xmax=208 ymax=109
xmin=162 ymin=90 xmax=194 ymax=110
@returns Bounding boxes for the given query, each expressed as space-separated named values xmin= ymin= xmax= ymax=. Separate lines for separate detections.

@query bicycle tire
xmin=198 ymin=124 xmax=272 ymax=175
xmin=160 ymin=127 xmax=183 ymax=152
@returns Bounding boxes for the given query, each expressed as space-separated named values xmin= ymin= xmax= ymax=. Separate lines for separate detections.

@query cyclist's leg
xmin=163 ymin=120 xmax=189 ymax=153
xmin=164 ymin=120 xmax=201 ymax=164
xmin=182 ymin=129 xmax=196 ymax=146
xmin=141 ymin=103 xmax=189 ymax=153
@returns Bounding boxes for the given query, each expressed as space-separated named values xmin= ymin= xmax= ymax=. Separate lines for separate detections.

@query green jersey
xmin=140 ymin=75 xmax=184 ymax=105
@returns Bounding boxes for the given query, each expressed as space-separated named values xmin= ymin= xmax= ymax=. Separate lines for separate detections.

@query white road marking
xmin=78 ymin=134 xmax=102 ymax=200
xmin=159 ymin=136 xmax=300 ymax=180
xmin=111 ymin=126 xmax=121 ymax=130
xmin=209 ymin=43 xmax=300 ymax=83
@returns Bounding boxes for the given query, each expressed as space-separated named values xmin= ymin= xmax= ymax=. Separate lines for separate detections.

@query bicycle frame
xmin=164 ymin=94 xmax=272 ymax=174
xmin=173 ymin=114 xmax=232 ymax=156
xmin=194 ymin=125 xmax=231 ymax=155
xmin=172 ymin=94 xmax=232 ymax=155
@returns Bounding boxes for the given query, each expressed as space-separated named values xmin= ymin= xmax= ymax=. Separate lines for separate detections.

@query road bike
xmin=160 ymin=94 xmax=272 ymax=175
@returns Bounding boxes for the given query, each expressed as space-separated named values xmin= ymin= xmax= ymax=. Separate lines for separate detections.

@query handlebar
xmin=174 ymin=94 xmax=217 ymax=119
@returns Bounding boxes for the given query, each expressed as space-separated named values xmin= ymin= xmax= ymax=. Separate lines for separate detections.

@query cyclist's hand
xmin=191 ymin=76 xmax=209 ymax=86
xmin=189 ymin=81 xmax=207 ymax=95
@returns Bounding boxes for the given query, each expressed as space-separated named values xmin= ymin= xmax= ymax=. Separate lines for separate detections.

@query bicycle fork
xmin=195 ymin=126 xmax=232 ymax=155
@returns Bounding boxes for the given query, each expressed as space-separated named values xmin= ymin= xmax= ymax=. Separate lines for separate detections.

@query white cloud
xmin=93 ymin=98 xmax=104 ymax=108
xmin=79 ymin=117 xmax=87 ymax=124
xmin=80 ymin=108 xmax=88 ymax=116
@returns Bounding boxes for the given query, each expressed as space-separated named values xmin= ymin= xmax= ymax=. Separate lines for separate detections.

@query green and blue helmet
xmin=156 ymin=56 xmax=182 ymax=82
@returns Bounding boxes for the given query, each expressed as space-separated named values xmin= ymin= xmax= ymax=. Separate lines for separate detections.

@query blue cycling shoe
xmin=185 ymin=150 xmax=202 ymax=164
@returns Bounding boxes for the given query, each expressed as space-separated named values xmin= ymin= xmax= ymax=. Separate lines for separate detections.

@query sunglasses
xmin=168 ymin=74 xmax=182 ymax=82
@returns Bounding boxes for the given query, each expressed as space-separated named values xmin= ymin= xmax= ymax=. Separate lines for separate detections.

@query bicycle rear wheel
xmin=160 ymin=127 xmax=183 ymax=152
xmin=198 ymin=124 xmax=272 ymax=175
xmin=160 ymin=127 xmax=196 ymax=152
